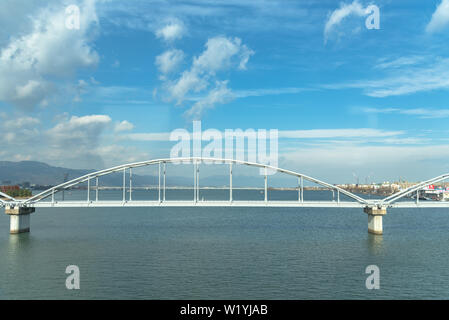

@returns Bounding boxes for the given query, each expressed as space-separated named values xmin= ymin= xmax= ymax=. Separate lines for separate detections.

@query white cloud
xmin=0 ymin=113 xmax=153 ymax=169
xmin=114 ymin=120 xmax=134 ymax=132
xmin=155 ymin=21 xmax=185 ymax=42
xmin=0 ymin=0 xmax=60 ymax=42
xmin=55 ymin=115 xmax=154 ymax=169
xmin=155 ymin=49 xmax=184 ymax=75
xmin=168 ymin=36 xmax=253 ymax=104
xmin=426 ymin=0 xmax=449 ymax=33
xmin=0 ymin=116 xmax=41 ymax=145
xmin=168 ymin=70 xmax=207 ymax=104
xmin=193 ymin=36 xmax=253 ymax=73
xmin=39 ymin=114 xmax=111 ymax=168
xmin=0 ymin=0 xmax=99 ymax=109
xmin=324 ymin=0 xmax=366 ymax=43
xmin=47 ymin=115 xmax=112 ymax=157
xmin=3 ymin=116 xmax=40 ymax=129
xmin=184 ymin=81 xmax=234 ymax=119
xmin=157 ymin=36 xmax=253 ymax=118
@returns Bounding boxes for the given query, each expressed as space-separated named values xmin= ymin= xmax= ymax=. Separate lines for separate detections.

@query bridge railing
xmin=14 ymin=157 xmax=370 ymax=207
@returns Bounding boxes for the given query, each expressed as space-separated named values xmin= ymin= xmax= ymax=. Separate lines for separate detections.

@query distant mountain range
xmin=0 ymin=161 xmax=188 ymax=187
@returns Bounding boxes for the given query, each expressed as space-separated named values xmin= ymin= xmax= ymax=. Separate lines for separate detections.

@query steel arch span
xmin=2 ymin=157 xmax=370 ymax=208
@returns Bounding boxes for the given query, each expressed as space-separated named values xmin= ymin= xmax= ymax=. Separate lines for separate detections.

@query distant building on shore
xmin=0 ymin=185 xmax=20 ymax=193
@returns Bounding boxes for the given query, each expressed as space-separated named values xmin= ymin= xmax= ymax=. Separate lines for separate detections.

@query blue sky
xmin=1 ymin=0 xmax=449 ymax=183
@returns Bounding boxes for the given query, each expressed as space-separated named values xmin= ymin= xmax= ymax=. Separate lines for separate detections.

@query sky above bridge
xmin=1 ymin=0 xmax=449 ymax=184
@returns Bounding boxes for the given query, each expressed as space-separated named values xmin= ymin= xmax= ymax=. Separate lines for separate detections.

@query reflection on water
xmin=8 ymin=233 xmax=31 ymax=254
xmin=6 ymin=233 xmax=33 ymax=274
xmin=366 ymin=233 xmax=383 ymax=256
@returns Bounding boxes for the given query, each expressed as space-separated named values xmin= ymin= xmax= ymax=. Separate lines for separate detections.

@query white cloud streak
xmin=362 ymin=107 xmax=449 ymax=119
xmin=326 ymin=57 xmax=449 ymax=97
xmin=278 ymin=128 xmax=403 ymax=139
xmin=123 ymin=128 xmax=403 ymax=142
xmin=375 ymin=56 xmax=427 ymax=69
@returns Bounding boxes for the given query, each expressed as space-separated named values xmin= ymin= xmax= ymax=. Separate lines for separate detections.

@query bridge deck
xmin=391 ymin=201 xmax=449 ymax=208
xmin=30 ymin=200 xmax=365 ymax=208
xmin=26 ymin=200 xmax=449 ymax=209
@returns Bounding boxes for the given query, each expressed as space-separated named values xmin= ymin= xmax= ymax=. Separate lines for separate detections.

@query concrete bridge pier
xmin=364 ymin=206 xmax=387 ymax=235
xmin=5 ymin=206 xmax=35 ymax=234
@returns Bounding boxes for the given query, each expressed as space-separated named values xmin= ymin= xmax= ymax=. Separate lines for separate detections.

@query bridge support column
xmin=5 ymin=206 xmax=35 ymax=234
xmin=364 ymin=206 xmax=386 ymax=235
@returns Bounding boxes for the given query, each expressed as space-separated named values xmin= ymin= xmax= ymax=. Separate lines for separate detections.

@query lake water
xmin=1 ymin=189 xmax=449 ymax=299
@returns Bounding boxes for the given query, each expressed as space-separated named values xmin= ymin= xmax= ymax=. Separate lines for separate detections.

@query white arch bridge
xmin=2 ymin=157 xmax=449 ymax=235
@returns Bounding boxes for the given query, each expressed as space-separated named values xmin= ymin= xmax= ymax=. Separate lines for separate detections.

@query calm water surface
xmin=1 ymin=189 xmax=449 ymax=299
